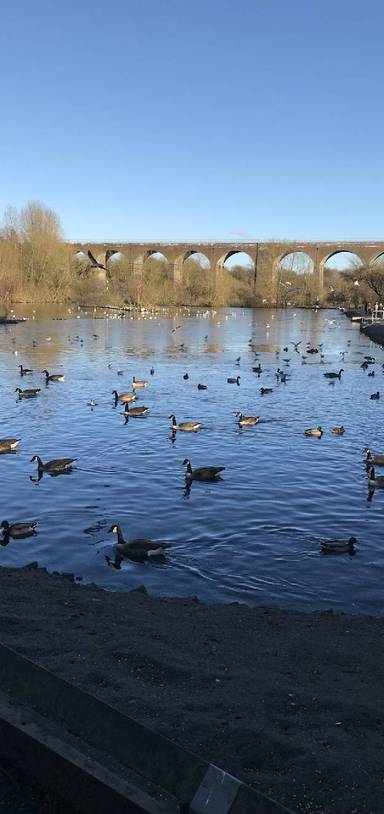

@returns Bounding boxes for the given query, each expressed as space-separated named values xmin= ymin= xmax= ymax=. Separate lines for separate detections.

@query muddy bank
xmin=0 ymin=565 xmax=383 ymax=814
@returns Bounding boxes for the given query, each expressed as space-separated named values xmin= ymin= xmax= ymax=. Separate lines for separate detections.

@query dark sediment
xmin=0 ymin=565 xmax=383 ymax=814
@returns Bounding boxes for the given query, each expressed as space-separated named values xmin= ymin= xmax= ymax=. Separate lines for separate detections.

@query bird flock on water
xmin=1 ymin=317 xmax=383 ymax=566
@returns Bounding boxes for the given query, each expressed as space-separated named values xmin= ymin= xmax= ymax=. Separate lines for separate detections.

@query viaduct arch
xmin=72 ymin=240 xmax=384 ymax=303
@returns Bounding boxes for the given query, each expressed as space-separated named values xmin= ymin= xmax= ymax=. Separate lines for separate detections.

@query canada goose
xmin=331 ymin=426 xmax=345 ymax=435
xmin=30 ymin=455 xmax=76 ymax=472
xmin=87 ymin=249 xmax=106 ymax=270
xmin=182 ymin=459 xmax=225 ymax=481
xmin=108 ymin=525 xmax=169 ymax=561
xmin=304 ymin=426 xmax=323 ymax=437
xmin=361 ymin=361 xmax=369 ymax=369
xmin=252 ymin=365 xmax=262 ymax=374
xmin=169 ymin=415 xmax=201 ymax=432
xmin=112 ymin=390 xmax=136 ymax=404
xmin=42 ymin=370 xmax=65 ymax=382
xmin=364 ymin=448 xmax=384 ymax=466
xmin=19 ymin=365 xmax=33 ymax=375
xmin=123 ymin=404 xmax=149 ymax=420
xmin=15 ymin=387 xmax=40 ymax=398
xmin=132 ymin=376 xmax=148 ymax=388
xmin=197 ymin=383 xmax=207 ymax=390
xmin=368 ymin=466 xmax=384 ymax=487
xmin=183 ymin=373 xmax=189 ymax=380
xmin=324 ymin=369 xmax=344 ymax=379
xmin=0 ymin=438 xmax=20 ymax=453
xmin=320 ymin=536 xmax=357 ymax=554
xmin=235 ymin=412 xmax=260 ymax=426
xmin=260 ymin=387 xmax=273 ymax=395
xmin=370 ymin=392 xmax=380 ymax=400
xmin=1 ymin=520 xmax=37 ymax=539
xmin=227 ymin=376 xmax=240 ymax=384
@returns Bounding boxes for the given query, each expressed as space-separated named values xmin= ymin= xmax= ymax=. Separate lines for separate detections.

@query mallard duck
xmin=30 ymin=455 xmax=76 ymax=472
xmin=112 ymin=390 xmax=136 ymax=404
xmin=368 ymin=466 xmax=384 ymax=487
xmin=227 ymin=376 xmax=240 ymax=384
xmin=15 ymin=387 xmax=40 ymax=398
xmin=235 ymin=412 xmax=260 ymax=426
xmin=260 ymin=387 xmax=272 ymax=395
xmin=0 ymin=438 xmax=20 ymax=452
xmin=42 ymin=370 xmax=65 ymax=382
xmin=183 ymin=459 xmax=225 ymax=481
xmin=324 ymin=369 xmax=344 ymax=379
xmin=370 ymin=392 xmax=380 ymax=400
xmin=132 ymin=376 xmax=148 ymax=388
xmin=19 ymin=365 xmax=33 ymax=375
xmin=364 ymin=448 xmax=384 ymax=466
xmin=331 ymin=426 xmax=345 ymax=435
xmin=304 ymin=426 xmax=323 ymax=437
xmin=1 ymin=520 xmax=37 ymax=539
xmin=169 ymin=415 xmax=201 ymax=432
xmin=108 ymin=525 xmax=169 ymax=561
xmin=197 ymin=383 xmax=207 ymax=390
xmin=320 ymin=536 xmax=357 ymax=553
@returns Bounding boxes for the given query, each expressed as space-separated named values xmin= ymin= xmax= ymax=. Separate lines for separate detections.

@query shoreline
xmin=0 ymin=564 xmax=382 ymax=814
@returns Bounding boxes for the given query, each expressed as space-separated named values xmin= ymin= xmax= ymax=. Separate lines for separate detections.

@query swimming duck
xmin=30 ymin=455 xmax=76 ymax=473
xmin=235 ymin=412 xmax=260 ymax=426
xmin=19 ymin=365 xmax=33 ymax=375
xmin=150 ymin=367 xmax=155 ymax=375
xmin=370 ymin=392 xmax=380 ymax=400
xmin=87 ymin=400 xmax=98 ymax=407
xmin=132 ymin=376 xmax=148 ymax=388
xmin=42 ymin=370 xmax=65 ymax=382
xmin=112 ymin=390 xmax=136 ymax=404
xmin=182 ymin=459 xmax=225 ymax=481
xmin=15 ymin=387 xmax=40 ymax=398
xmin=320 ymin=536 xmax=357 ymax=554
xmin=1 ymin=520 xmax=37 ymax=539
xmin=0 ymin=438 xmax=20 ymax=452
xmin=227 ymin=376 xmax=240 ymax=384
xmin=324 ymin=369 xmax=344 ymax=379
xmin=183 ymin=373 xmax=189 ymax=380
xmin=304 ymin=426 xmax=323 ymax=437
xmin=197 ymin=383 xmax=207 ymax=390
xmin=108 ymin=525 xmax=169 ymax=561
xmin=331 ymin=426 xmax=345 ymax=435
xmin=368 ymin=370 xmax=375 ymax=377
xmin=368 ymin=466 xmax=384 ymax=487
xmin=260 ymin=387 xmax=273 ymax=395
xmin=169 ymin=415 xmax=201 ymax=432
xmin=364 ymin=448 xmax=384 ymax=466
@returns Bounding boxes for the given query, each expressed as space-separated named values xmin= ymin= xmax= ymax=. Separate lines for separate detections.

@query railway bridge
xmin=72 ymin=240 xmax=384 ymax=302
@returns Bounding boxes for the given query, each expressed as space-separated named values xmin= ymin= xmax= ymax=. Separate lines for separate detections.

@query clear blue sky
xmin=1 ymin=0 xmax=383 ymax=242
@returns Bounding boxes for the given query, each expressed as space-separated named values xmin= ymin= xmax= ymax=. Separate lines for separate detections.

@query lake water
xmin=1 ymin=304 xmax=383 ymax=614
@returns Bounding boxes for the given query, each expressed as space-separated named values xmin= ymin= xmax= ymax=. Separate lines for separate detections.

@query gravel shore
xmin=0 ymin=564 xmax=383 ymax=814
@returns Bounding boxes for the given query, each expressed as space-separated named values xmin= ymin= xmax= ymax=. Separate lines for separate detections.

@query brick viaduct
xmin=71 ymin=240 xmax=384 ymax=302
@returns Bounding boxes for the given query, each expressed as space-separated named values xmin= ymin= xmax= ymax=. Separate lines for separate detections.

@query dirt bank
xmin=0 ymin=564 xmax=383 ymax=814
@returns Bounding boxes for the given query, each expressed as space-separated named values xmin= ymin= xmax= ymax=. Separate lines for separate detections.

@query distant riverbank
xmin=0 ymin=564 xmax=383 ymax=814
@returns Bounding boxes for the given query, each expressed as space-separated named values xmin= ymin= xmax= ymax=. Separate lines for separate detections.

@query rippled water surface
xmin=1 ymin=305 xmax=383 ymax=614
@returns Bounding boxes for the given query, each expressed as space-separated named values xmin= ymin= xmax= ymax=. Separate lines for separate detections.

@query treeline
xmin=0 ymin=201 xmax=258 ymax=309
xmin=2 ymin=201 xmax=382 ymax=310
